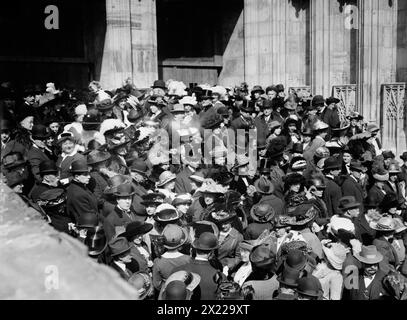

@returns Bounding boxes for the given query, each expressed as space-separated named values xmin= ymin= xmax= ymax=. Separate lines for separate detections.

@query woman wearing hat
xmin=106 ymin=136 xmax=131 ymax=175
xmin=158 ymin=270 xmax=201 ymax=300
xmin=156 ymin=170 xmax=177 ymax=203
xmin=119 ymin=221 xmax=154 ymax=273
xmin=303 ymin=120 xmax=329 ymax=162
xmin=152 ymin=224 xmax=191 ymax=291
xmin=128 ymin=271 xmax=154 ymax=300
xmin=295 ymin=275 xmax=323 ymax=300
xmin=103 ymin=183 xmax=139 ymax=240
xmin=27 ymin=124 xmax=53 ymax=182
xmin=108 ymin=237 xmax=140 ymax=280
xmin=244 ymin=203 xmax=275 ymax=240
xmin=312 ymin=240 xmax=346 ymax=300
xmin=56 ymin=132 xmax=86 ymax=183
xmin=227 ymin=241 xmax=254 ymax=288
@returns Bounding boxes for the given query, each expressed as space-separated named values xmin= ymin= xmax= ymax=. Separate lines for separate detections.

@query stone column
xmin=100 ymin=0 xmax=158 ymax=90
xmin=359 ymin=0 xmax=398 ymax=123
xmin=243 ymin=0 xmax=308 ymax=88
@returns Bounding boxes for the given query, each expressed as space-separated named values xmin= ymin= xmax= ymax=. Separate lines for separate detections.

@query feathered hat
xmin=99 ymin=119 xmax=126 ymax=137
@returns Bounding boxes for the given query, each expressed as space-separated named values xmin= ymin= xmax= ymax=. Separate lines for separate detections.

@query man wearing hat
xmin=366 ymin=168 xmax=391 ymax=208
xmin=348 ymin=245 xmax=386 ymax=300
xmin=323 ymin=156 xmax=343 ymax=217
xmin=128 ymin=159 xmax=150 ymax=215
xmin=172 ymin=232 xmax=220 ymax=300
xmin=103 ymin=183 xmax=139 ymax=240
xmin=254 ymin=99 xmax=274 ymax=148
xmin=66 ymin=159 xmax=99 ymax=224
xmin=231 ymin=100 xmax=255 ymax=153
xmin=367 ymin=124 xmax=382 ymax=157
xmin=314 ymin=95 xmax=340 ymax=140
xmin=341 ymin=161 xmax=365 ymax=212
xmin=29 ymin=160 xmax=60 ymax=201
xmin=108 ymin=237 xmax=139 ymax=280
xmin=27 ymin=124 xmax=52 ymax=182
xmin=253 ymin=176 xmax=284 ymax=217
xmin=0 ymin=119 xmax=12 ymax=155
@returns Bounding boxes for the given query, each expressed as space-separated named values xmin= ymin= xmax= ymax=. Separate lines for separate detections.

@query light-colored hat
xmin=197 ymin=178 xmax=227 ymax=194
xmin=162 ymin=224 xmax=188 ymax=249
xmin=172 ymin=194 xmax=193 ymax=206
xmin=313 ymin=119 xmax=329 ymax=131
xmin=369 ymin=216 xmax=397 ymax=232
xmin=367 ymin=124 xmax=380 ymax=134
xmin=75 ymin=104 xmax=88 ymax=116
xmin=394 ymin=217 xmax=407 ymax=233
xmin=158 ymin=271 xmax=201 ymax=300
xmin=329 ymin=215 xmax=355 ymax=234
xmin=189 ymin=171 xmax=205 ymax=184
xmin=209 ymin=145 xmax=228 ymax=158
xmin=156 ymin=171 xmax=177 ymax=187
xmin=354 ymin=245 xmax=383 ymax=264
xmin=373 ymin=170 xmax=389 ymax=182
xmin=322 ymin=241 xmax=347 ymax=270
xmin=179 ymin=96 xmax=197 ymax=106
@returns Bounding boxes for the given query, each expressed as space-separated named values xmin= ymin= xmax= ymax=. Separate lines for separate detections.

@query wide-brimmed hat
xmin=97 ymin=99 xmax=114 ymax=111
xmin=76 ymin=213 xmax=99 ymax=228
xmin=140 ymin=191 xmax=166 ymax=207
xmin=113 ymin=183 xmax=135 ymax=198
xmin=31 ymin=124 xmax=51 ymax=140
xmin=338 ymin=196 xmax=360 ymax=211
xmin=283 ymin=249 xmax=307 ymax=271
xmin=278 ymin=203 xmax=317 ymax=227
xmin=277 ymin=265 xmax=300 ymax=288
xmin=170 ymin=103 xmax=186 ymax=114
xmin=38 ymin=188 xmax=66 ymax=208
xmin=107 ymin=137 xmax=131 ymax=151
xmin=388 ymin=162 xmax=401 ymax=174
xmin=87 ymin=150 xmax=111 ymax=166
xmin=154 ymin=203 xmax=181 ymax=222
xmin=202 ymin=113 xmax=223 ymax=130
xmin=354 ymin=245 xmax=383 ymax=264
xmin=367 ymin=124 xmax=380 ymax=134
xmin=119 ymin=221 xmax=153 ymax=241
xmin=296 ymin=276 xmax=323 ymax=298
xmin=382 ymin=150 xmax=395 ymax=160
xmin=69 ymin=159 xmax=90 ymax=174
xmin=394 ymin=218 xmax=407 ymax=233
xmin=197 ymin=178 xmax=227 ymax=195
xmin=373 ymin=168 xmax=389 ymax=181
xmin=323 ymin=156 xmax=341 ymax=171
xmin=84 ymin=225 xmax=108 ymax=257
xmin=159 ymin=281 xmax=191 ymax=300
xmin=162 ymin=224 xmax=188 ymax=249
xmin=290 ymin=157 xmax=307 ymax=171
xmin=325 ymin=97 xmax=340 ymax=105
xmin=254 ymin=176 xmax=274 ymax=195
xmin=2 ymin=152 xmax=26 ymax=170
xmin=211 ymin=204 xmax=236 ymax=225
xmin=172 ymin=194 xmax=193 ymax=207
xmin=192 ymin=231 xmax=219 ymax=251
xmin=158 ymin=271 xmax=200 ymax=300
xmin=108 ymin=237 xmax=131 ymax=257
xmin=156 ymin=171 xmax=176 ymax=187
xmin=250 ymin=243 xmax=276 ymax=269
xmin=251 ymin=85 xmax=265 ymax=95
xmin=250 ymin=203 xmax=275 ymax=223
xmin=239 ymin=100 xmax=255 ymax=113
xmin=128 ymin=272 xmax=154 ymax=300
xmin=38 ymin=160 xmax=58 ymax=176
xmin=103 ymin=175 xmax=132 ymax=196
xmin=347 ymin=112 xmax=363 ymax=120
xmin=369 ymin=216 xmax=397 ymax=232
xmin=312 ymin=119 xmax=329 ymax=131
xmin=349 ymin=160 xmax=366 ymax=172
xmin=322 ymin=241 xmax=347 ymax=270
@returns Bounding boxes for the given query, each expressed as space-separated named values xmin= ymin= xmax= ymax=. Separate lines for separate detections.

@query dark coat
xmin=373 ymin=236 xmax=400 ymax=273
xmin=108 ymin=155 xmax=129 ymax=175
xmin=27 ymin=146 xmax=51 ymax=182
xmin=366 ymin=185 xmax=387 ymax=207
xmin=103 ymin=205 xmax=139 ymax=240
xmin=130 ymin=242 xmax=151 ymax=273
xmin=254 ymin=114 xmax=273 ymax=148
xmin=257 ymin=194 xmax=285 ymax=217
xmin=354 ymin=213 xmax=376 ymax=245
xmin=341 ymin=176 xmax=364 ymax=212
xmin=324 ymin=176 xmax=342 ymax=217
xmin=66 ymin=180 xmax=99 ymax=223
xmin=89 ymin=171 xmax=110 ymax=207
xmin=217 ymin=228 xmax=243 ymax=269
xmin=244 ymin=222 xmax=273 ymax=240
xmin=172 ymin=259 xmax=219 ymax=300
xmin=174 ymin=166 xmax=194 ymax=194
xmin=132 ymin=181 xmax=148 ymax=215
xmin=29 ymin=182 xmax=54 ymax=202
xmin=230 ymin=176 xmax=254 ymax=196
xmin=318 ymin=107 xmax=340 ymax=140
xmin=347 ymin=270 xmax=386 ymax=300
xmin=109 ymin=260 xmax=138 ymax=281
xmin=56 ymin=152 xmax=86 ymax=181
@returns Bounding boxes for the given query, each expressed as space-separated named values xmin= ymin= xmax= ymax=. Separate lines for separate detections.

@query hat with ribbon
xmin=141 ymin=191 xmax=166 ymax=207
xmin=156 ymin=171 xmax=177 ymax=187
xmin=69 ymin=159 xmax=90 ymax=174
xmin=31 ymin=124 xmax=51 ymax=140
xmin=158 ymin=271 xmax=200 ymax=300
xmin=2 ymin=152 xmax=26 ymax=170
xmin=338 ymin=196 xmax=360 ymax=211
xmin=372 ymin=168 xmax=389 ymax=182
xmin=312 ymin=95 xmax=325 ymax=107
xmin=197 ymin=178 xmax=227 ymax=195
xmin=119 ymin=221 xmax=154 ymax=241
xmin=369 ymin=216 xmax=397 ymax=232
xmin=151 ymin=80 xmax=167 ymax=90
xmin=251 ymin=85 xmax=265 ymax=95
xmin=296 ymin=276 xmax=323 ymax=298
xmin=312 ymin=119 xmax=329 ymax=132
xmin=154 ymin=203 xmax=181 ymax=223
xmin=128 ymin=272 xmax=154 ymax=300
xmin=278 ymin=203 xmax=318 ymax=227
xmin=129 ymin=159 xmax=149 ymax=176
xmin=87 ymin=150 xmax=111 ymax=166
xmin=323 ymin=156 xmax=341 ymax=171
xmin=113 ymin=183 xmax=136 ymax=197
xmin=367 ymin=124 xmax=380 ymax=134
xmin=250 ymin=203 xmax=275 ymax=223
xmin=354 ymin=245 xmax=383 ymax=264
xmin=290 ymin=157 xmax=307 ymax=171
xmin=347 ymin=112 xmax=363 ymax=121
xmin=322 ymin=241 xmax=347 ymax=270
xmin=249 ymin=243 xmax=276 ymax=269
xmin=38 ymin=188 xmax=66 ymax=208
xmin=211 ymin=204 xmax=236 ymax=225
xmin=325 ymin=97 xmax=340 ymax=105
xmin=254 ymin=176 xmax=275 ymax=195
xmin=172 ymin=193 xmax=193 ymax=207
xmin=192 ymin=232 xmax=219 ymax=251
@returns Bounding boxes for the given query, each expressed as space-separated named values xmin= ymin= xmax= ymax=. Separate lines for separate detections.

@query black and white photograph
xmin=1 ymin=0 xmax=407 ymax=306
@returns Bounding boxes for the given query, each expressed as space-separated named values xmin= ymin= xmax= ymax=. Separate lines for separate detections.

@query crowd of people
xmin=1 ymin=79 xmax=407 ymax=300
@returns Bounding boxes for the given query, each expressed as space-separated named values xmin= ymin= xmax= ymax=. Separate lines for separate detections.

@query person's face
xmin=1 ymin=131 xmax=10 ymax=142
xmin=389 ymin=174 xmax=398 ymax=182
xmin=13 ymin=184 xmax=24 ymax=193
xmin=308 ymin=109 xmax=317 ymax=116
xmin=343 ymin=153 xmax=352 ymax=164
xmin=350 ymin=119 xmax=357 ymax=126
xmin=312 ymin=188 xmax=324 ymax=198
xmin=33 ymin=139 xmax=46 ymax=149
xmin=176 ymin=203 xmax=190 ymax=215
xmin=44 ymin=174 xmax=60 ymax=187
xmin=24 ymin=95 xmax=35 ymax=104
xmin=384 ymin=158 xmax=391 ymax=167
xmin=223 ymin=115 xmax=230 ymax=125
xmin=45 ymin=137 xmax=54 ymax=147
xmin=75 ymin=172 xmax=90 ymax=185
xmin=89 ymin=83 xmax=98 ymax=93
xmin=288 ymin=124 xmax=296 ymax=133
xmin=254 ymin=92 xmax=261 ymax=99
xmin=352 ymin=170 xmax=361 ymax=180
xmin=213 ymin=127 xmax=221 ymax=135
xmin=202 ymin=98 xmax=212 ymax=107
xmin=330 ymin=169 xmax=341 ymax=177
xmin=221 ymin=222 xmax=232 ymax=233
xmin=116 ymin=146 xmax=128 ymax=156
xmin=184 ymin=105 xmax=192 ymax=112
xmin=165 ymin=181 xmax=175 ymax=191
xmin=267 ymin=91 xmax=277 ymax=100
xmin=61 ymin=140 xmax=75 ymax=154
xmin=204 ymin=194 xmax=215 ymax=206
xmin=174 ymin=113 xmax=185 ymax=121
xmin=132 ymin=235 xmax=143 ymax=245
xmin=274 ymin=127 xmax=282 ymax=135
xmin=118 ymin=252 xmax=132 ymax=264
xmin=348 ymin=207 xmax=360 ymax=218
xmin=263 ymin=108 xmax=272 ymax=116
xmin=240 ymin=248 xmax=251 ymax=262
xmin=146 ymin=205 xmax=157 ymax=216
xmin=363 ymin=263 xmax=378 ymax=276
xmin=290 ymin=184 xmax=301 ymax=193
xmin=214 ymin=156 xmax=226 ymax=166
xmin=76 ymin=114 xmax=85 ymax=123
xmin=117 ymin=196 xmax=132 ymax=210
xmin=303 ymin=135 xmax=311 ymax=143
xmin=20 ymin=116 xmax=34 ymax=131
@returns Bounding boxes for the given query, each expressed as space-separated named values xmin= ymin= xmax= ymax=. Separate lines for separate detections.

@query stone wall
xmin=0 ymin=182 xmax=138 ymax=300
